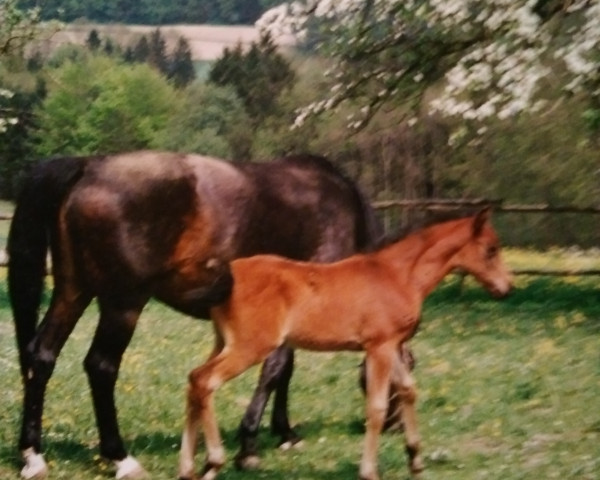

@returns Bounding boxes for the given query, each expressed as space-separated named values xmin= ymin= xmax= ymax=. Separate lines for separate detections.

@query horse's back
xmin=59 ymin=152 xmax=248 ymax=293
xmin=238 ymin=155 xmax=377 ymax=261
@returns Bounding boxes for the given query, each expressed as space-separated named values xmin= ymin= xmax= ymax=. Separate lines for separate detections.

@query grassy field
xmin=0 ymin=268 xmax=598 ymax=480
xmin=34 ymin=23 xmax=296 ymax=61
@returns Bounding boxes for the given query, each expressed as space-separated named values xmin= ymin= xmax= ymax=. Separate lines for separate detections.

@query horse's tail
xmin=7 ymin=157 xmax=87 ymax=378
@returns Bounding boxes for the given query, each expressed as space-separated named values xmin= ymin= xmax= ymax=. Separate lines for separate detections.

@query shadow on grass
xmin=425 ymin=276 xmax=600 ymax=335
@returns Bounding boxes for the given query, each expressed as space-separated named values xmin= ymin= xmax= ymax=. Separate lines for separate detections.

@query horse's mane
xmin=274 ymin=153 xmax=384 ymax=252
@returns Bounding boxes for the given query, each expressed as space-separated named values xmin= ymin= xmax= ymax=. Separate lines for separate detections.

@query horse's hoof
xmin=279 ymin=439 xmax=304 ymax=451
xmin=234 ymin=454 xmax=261 ymax=470
xmin=21 ymin=448 xmax=48 ymax=480
xmin=115 ymin=456 xmax=148 ymax=479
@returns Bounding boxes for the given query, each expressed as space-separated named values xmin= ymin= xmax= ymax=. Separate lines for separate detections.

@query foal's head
xmin=453 ymin=208 xmax=512 ymax=298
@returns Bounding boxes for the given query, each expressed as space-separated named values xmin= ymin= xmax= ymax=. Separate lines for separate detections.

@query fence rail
xmin=372 ymin=198 xmax=600 ymax=214
xmin=1 ymin=199 xmax=599 ymax=276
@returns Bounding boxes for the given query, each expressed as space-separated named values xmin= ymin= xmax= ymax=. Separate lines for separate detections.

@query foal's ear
xmin=472 ymin=207 xmax=491 ymax=237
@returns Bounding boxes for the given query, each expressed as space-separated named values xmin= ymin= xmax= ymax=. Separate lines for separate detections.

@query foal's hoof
xmin=410 ymin=455 xmax=425 ymax=476
xmin=234 ymin=453 xmax=261 ymax=470
xmin=21 ymin=448 xmax=48 ymax=480
xmin=200 ymin=462 xmax=222 ymax=480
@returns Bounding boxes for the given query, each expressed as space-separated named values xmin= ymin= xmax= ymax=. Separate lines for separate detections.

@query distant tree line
xmin=17 ymin=0 xmax=284 ymax=25
xmin=0 ymin=26 xmax=296 ymax=197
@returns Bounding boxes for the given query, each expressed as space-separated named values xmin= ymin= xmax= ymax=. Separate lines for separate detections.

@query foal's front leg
xmin=360 ymin=344 xmax=395 ymax=480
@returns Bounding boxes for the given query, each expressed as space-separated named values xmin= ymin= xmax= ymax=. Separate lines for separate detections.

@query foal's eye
xmin=486 ymin=245 xmax=498 ymax=259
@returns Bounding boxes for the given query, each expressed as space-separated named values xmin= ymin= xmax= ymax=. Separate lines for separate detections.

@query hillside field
xmin=31 ymin=23 xmax=296 ymax=61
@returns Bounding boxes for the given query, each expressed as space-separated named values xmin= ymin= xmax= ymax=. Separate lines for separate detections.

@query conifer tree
xmin=85 ymin=29 xmax=101 ymax=51
xmin=148 ymin=29 xmax=168 ymax=75
xmin=208 ymin=32 xmax=294 ymax=124
xmin=168 ymin=37 xmax=196 ymax=89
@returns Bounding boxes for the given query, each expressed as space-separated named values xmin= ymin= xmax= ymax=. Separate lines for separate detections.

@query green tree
xmin=33 ymin=55 xmax=177 ymax=155
xmin=147 ymin=28 xmax=168 ymax=75
xmin=132 ymin=35 xmax=149 ymax=63
xmin=156 ymin=83 xmax=252 ymax=159
xmin=168 ymin=36 xmax=196 ymax=89
xmin=208 ymin=32 xmax=295 ymax=125
xmin=0 ymin=77 xmax=45 ymax=197
xmin=85 ymin=29 xmax=101 ymax=51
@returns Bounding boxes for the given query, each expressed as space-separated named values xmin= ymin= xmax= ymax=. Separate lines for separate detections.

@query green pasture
xmin=0 ymin=268 xmax=599 ymax=479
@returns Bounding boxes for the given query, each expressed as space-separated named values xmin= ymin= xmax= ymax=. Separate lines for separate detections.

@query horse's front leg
xmin=392 ymin=351 xmax=424 ymax=475
xmin=85 ymin=296 xmax=147 ymax=480
xmin=360 ymin=344 xmax=395 ymax=480
xmin=236 ymin=346 xmax=299 ymax=469
xmin=19 ymin=293 xmax=91 ymax=480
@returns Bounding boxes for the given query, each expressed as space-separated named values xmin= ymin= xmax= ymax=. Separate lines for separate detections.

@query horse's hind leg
xmin=84 ymin=294 xmax=148 ymax=480
xmin=19 ymin=289 xmax=92 ymax=479
xmin=235 ymin=345 xmax=299 ymax=470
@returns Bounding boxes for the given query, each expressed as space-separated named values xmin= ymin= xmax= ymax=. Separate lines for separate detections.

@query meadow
xmin=0 ymin=258 xmax=599 ymax=480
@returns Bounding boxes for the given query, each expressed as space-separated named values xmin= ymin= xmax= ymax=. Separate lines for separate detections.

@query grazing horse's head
xmin=453 ymin=208 xmax=513 ymax=298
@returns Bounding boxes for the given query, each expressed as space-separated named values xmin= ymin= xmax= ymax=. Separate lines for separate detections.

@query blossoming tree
xmin=256 ymin=0 xmax=600 ymax=129
xmin=0 ymin=0 xmax=44 ymax=132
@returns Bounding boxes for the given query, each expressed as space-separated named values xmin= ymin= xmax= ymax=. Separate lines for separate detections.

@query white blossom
xmin=256 ymin=0 xmax=600 ymax=126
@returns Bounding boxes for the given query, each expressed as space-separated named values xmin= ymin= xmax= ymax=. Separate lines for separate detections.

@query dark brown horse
xmin=8 ymin=151 xmax=382 ymax=479
xmin=179 ymin=209 xmax=513 ymax=480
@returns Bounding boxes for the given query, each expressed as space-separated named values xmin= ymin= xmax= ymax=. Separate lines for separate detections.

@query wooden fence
xmin=0 ymin=199 xmax=598 ymax=276
xmin=372 ymin=198 xmax=600 ymax=277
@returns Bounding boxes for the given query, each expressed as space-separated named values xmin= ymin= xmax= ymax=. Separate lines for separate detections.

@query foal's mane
xmin=368 ymin=209 xmax=481 ymax=252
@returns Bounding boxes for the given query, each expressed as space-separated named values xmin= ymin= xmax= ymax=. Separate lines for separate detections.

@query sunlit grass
xmin=0 ymin=264 xmax=599 ymax=479
xmin=504 ymin=247 xmax=600 ymax=271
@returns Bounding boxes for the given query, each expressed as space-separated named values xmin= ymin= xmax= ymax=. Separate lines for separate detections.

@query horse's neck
xmin=379 ymin=221 xmax=469 ymax=300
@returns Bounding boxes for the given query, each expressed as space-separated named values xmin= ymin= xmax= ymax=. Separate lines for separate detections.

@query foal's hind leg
xmin=19 ymin=290 xmax=92 ymax=479
xmin=84 ymin=294 xmax=148 ymax=480
xmin=392 ymin=350 xmax=423 ymax=475
xmin=236 ymin=345 xmax=299 ymax=469
xmin=180 ymin=347 xmax=266 ymax=480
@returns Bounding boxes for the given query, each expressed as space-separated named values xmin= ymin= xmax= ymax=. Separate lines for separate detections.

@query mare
xmin=8 ymin=151 xmax=382 ymax=479
xmin=178 ymin=209 xmax=513 ymax=480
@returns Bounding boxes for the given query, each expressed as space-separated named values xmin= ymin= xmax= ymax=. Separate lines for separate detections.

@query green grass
xmin=0 ymin=274 xmax=599 ymax=480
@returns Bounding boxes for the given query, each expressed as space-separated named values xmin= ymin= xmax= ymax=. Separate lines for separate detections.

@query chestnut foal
xmin=178 ymin=209 xmax=512 ymax=480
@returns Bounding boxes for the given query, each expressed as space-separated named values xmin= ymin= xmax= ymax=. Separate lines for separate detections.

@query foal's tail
xmin=7 ymin=157 xmax=87 ymax=379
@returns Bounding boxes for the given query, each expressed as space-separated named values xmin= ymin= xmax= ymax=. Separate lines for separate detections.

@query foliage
xmin=32 ymin=55 xmax=178 ymax=156
xmin=0 ymin=76 xmax=45 ymax=197
xmin=208 ymin=32 xmax=295 ymax=125
xmin=1 ymin=0 xmax=42 ymax=57
xmin=16 ymin=0 xmax=279 ymax=25
xmin=155 ymin=83 xmax=253 ymax=159
xmin=0 ymin=270 xmax=598 ymax=479
xmin=0 ymin=0 xmax=51 ymax=133
xmin=257 ymin=0 xmax=600 ymax=130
